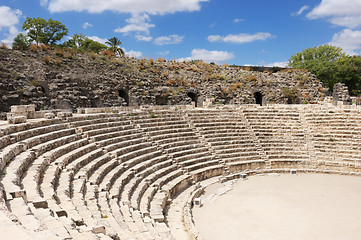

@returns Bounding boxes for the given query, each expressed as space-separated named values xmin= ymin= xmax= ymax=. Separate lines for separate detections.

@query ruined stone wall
xmin=0 ymin=48 xmax=326 ymax=112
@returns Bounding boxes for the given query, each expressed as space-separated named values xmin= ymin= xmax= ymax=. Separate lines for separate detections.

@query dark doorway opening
xmin=117 ymin=89 xmax=129 ymax=106
xmin=254 ymin=92 xmax=263 ymax=105
xmin=187 ymin=92 xmax=198 ymax=107
xmin=155 ymin=95 xmax=168 ymax=105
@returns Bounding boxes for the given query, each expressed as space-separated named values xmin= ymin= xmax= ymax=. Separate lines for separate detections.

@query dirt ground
xmin=193 ymin=173 xmax=361 ymax=240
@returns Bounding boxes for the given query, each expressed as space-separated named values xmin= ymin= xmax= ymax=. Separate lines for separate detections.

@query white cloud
xmin=307 ymin=0 xmax=361 ymax=28
xmin=82 ymin=22 xmax=93 ymax=29
xmin=153 ymin=34 xmax=184 ymax=45
xmin=209 ymin=22 xmax=216 ymax=28
xmin=0 ymin=6 xmax=22 ymax=45
xmin=208 ymin=32 xmax=274 ymax=44
xmin=87 ymin=36 xmax=108 ymax=45
xmin=40 ymin=0 xmax=48 ymax=7
xmin=292 ymin=5 xmax=309 ymax=16
xmin=234 ymin=18 xmax=243 ymax=23
xmin=264 ymin=61 xmax=288 ymax=68
xmin=157 ymin=50 xmax=169 ymax=55
xmin=135 ymin=35 xmax=153 ymax=42
xmin=329 ymin=29 xmax=361 ymax=55
xmin=115 ymin=13 xmax=155 ymax=35
xmin=125 ymin=50 xmax=142 ymax=58
xmin=0 ymin=6 xmax=22 ymax=30
xmin=46 ymin=0 xmax=209 ymax=14
xmin=178 ymin=48 xmax=234 ymax=63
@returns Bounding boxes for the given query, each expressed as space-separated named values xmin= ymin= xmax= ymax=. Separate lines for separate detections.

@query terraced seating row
xmin=2 ymin=105 xmax=361 ymax=240
xmin=304 ymin=108 xmax=361 ymax=164
xmin=243 ymin=106 xmax=310 ymax=168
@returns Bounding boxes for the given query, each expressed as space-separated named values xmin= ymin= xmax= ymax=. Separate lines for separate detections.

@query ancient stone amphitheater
xmin=1 ymin=103 xmax=361 ymax=240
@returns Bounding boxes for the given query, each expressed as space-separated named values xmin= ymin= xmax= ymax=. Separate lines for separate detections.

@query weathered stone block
xmin=57 ymin=112 xmax=73 ymax=119
xmin=92 ymin=225 xmax=106 ymax=234
xmin=44 ymin=113 xmax=55 ymax=119
xmin=8 ymin=116 xmax=27 ymax=124
xmin=33 ymin=199 xmax=48 ymax=209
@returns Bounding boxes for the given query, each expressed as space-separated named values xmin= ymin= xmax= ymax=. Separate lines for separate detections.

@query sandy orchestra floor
xmin=193 ymin=174 xmax=361 ymax=240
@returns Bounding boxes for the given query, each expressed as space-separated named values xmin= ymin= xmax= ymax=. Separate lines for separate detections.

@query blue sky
xmin=1 ymin=0 xmax=361 ymax=66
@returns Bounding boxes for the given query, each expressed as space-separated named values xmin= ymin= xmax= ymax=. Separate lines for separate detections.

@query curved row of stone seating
xmin=242 ymin=106 xmax=310 ymax=169
xmin=304 ymin=108 xmax=361 ymax=165
xmin=3 ymin=106 xmax=361 ymax=240
xmin=186 ymin=109 xmax=265 ymax=173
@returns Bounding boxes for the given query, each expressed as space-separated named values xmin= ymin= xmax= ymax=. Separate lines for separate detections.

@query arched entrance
xmin=254 ymin=92 xmax=263 ymax=105
xmin=187 ymin=92 xmax=198 ymax=107
xmin=155 ymin=95 xmax=168 ymax=105
xmin=117 ymin=89 xmax=129 ymax=106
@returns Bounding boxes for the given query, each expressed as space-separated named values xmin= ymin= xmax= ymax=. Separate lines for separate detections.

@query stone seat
xmin=104 ymin=150 xmax=162 ymax=194
xmin=7 ymin=197 xmax=61 ymax=238
xmin=174 ymin=150 xmax=211 ymax=163
xmin=108 ymin=199 xmax=136 ymax=239
xmin=96 ymin=132 xmax=143 ymax=148
xmin=210 ymin=140 xmax=256 ymax=148
xmin=148 ymin=127 xmax=193 ymax=137
xmin=164 ymin=144 xmax=201 ymax=154
xmin=76 ymin=154 xmax=113 ymax=181
xmin=7 ymin=121 xmax=68 ymax=144
xmin=171 ymin=146 xmax=209 ymax=160
xmin=84 ymin=124 xmax=134 ymax=138
xmin=131 ymin=159 xmax=174 ymax=211
xmin=196 ymin=125 xmax=247 ymax=133
xmin=215 ymin=146 xmax=260 ymax=155
xmin=77 ymin=119 xmax=130 ymax=133
xmin=139 ymin=167 xmax=181 ymax=215
xmin=150 ymin=174 xmax=192 ymax=222
xmin=156 ymin=135 xmax=199 ymax=146
xmin=69 ymin=115 xmax=120 ymax=128
xmin=160 ymin=139 xmax=199 ymax=150
xmin=142 ymin=123 xmax=191 ymax=133
xmin=263 ymin=147 xmax=308 ymax=154
xmin=203 ymin=131 xmax=250 ymax=138
xmin=0 ymin=128 xmax=74 ymax=171
xmin=183 ymin=159 xmax=220 ymax=172
xmin=22 ymin=137 xmax=86 ymax=202
xmin=220 ymin=152 xmax=262 ymax=162
xmin=227 ymin=159 xmax=266 ymax=172
xmin=54 ymin=143 xmax=98 ymax=166
xmin=112 ymin=142 xmax=153 ymax=159
xmin=191 ymin=164 xmax=225 ymax=182
xmin=89 ymin=128 xmax=139 ymax=142
xmin=132 ymin=116 xmax=183 ymax=124
xmin=97 ymin=192 xmax=142 ymax=240
xmin=151 ymin=131 xmax=195 ymax=141
xmin=205 ymin=135 xmax=250 ymax=143
xmin=260 ymin=140 xmax=308 ymax=147
xmin=66 ymin=148 xmax=105 ymax=175
xmin=267 ymin=154 xmax=309 ymax=160
xmin=139 ymin=119 xmax=189 ymax=128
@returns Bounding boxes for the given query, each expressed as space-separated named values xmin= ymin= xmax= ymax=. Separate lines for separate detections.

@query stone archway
xmin=155 ymin=95 xmax=168 ymax=105
xmin=117 ymin=89 xmax=129 ymax=106
xmin=187 ymin=92 xmax=198 ymax=107
xmin=254 ymin=92 xmax=263 ymax=105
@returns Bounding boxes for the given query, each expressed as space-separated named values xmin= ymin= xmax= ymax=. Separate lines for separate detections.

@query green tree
xmin=80 ymin=38 xmax=108 ymax=53
xmin=336 ymin=55 xmax=361 ymax=95
xmin=63 ymin=34 xmax=86 ymax=49
xmin=288 ymin=45 xmax=346 ymax=90
xmin=22 ymin=17 xmax=68 ymax=45
xmin=105 ymin=37 xmax=125 ymax=56
xmin=12 ymin=33 xmax=30 ymax=50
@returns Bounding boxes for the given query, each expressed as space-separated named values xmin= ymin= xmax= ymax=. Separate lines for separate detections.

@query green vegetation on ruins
xmin=289 ymin=45 xmax=361 ymax=95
